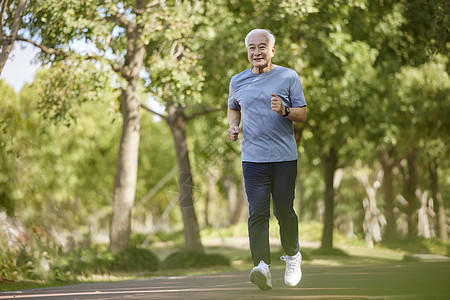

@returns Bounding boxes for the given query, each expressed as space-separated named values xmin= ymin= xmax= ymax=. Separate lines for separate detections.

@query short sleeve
xmin=227 ymin=79 xmax=241 ymax=110
xmin=289 ymin=72 xmax=307 ymax=108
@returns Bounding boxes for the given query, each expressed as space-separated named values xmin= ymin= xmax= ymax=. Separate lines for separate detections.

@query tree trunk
xmin=205 ymin=176 xmax=212 ymax=227
xmin=109 ymin=10 xmax=146 ymax=253
xmin=167 ymin=104 xmax=203 ymax=253
xmin=110 ymin=84 xmax=141 ymax=253
xmin=430 ymin=158 xmax=448 ymax=241
xmin=321 ymin=147 xmax=337 ymax=250
xmin=405 ymin=149 xmax=419 ymax=237
xmin=378 ymin=147 xmax=397 ymax=241
xmin=0 ymin=0 xmax=27 ymax=75
xmin=355 ymin=163 xmax=386 ymax=248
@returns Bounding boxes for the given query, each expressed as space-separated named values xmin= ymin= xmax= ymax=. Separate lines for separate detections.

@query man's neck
xmin=251 ymin=63 xmax=274 ymax=74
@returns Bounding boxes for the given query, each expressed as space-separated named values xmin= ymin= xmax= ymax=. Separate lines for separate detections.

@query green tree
xmin=285 ymin=1 xmax=378 ymax=250
xmin=395 ymin=57 xmax=449 ymax=239
xmin=12 ymin=0 xmax=149 ymax=252
xmin=0 ymin=73 xmax=124 ymax=249
xmin=141 ymin=1 xmax=232 ymax=252
xmin=0 ymin=79 xmax=18 ymax=215
xmin=6 ymin=0 xmax=207 ymax=253
xmin=353 ymin=0 xmax=450 ymax=239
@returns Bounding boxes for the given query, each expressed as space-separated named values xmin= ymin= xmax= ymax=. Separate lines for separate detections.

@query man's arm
xmin=286 ymin=106 xmax=307 ymax=123
xmin=271 ymin=93 xmax=307 ymax=123
xmin=227 ymin=108 xmax=241 ymax=142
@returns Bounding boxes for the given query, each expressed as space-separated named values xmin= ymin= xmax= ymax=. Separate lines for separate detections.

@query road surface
xmin=1 ymin=261 xmax=449 ymax=299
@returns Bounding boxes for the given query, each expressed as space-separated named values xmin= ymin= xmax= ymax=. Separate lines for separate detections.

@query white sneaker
xmin=280 ymin=251 xmax=302 ymax=287
xmin=250 ymin=260 xmax=272 ymax=291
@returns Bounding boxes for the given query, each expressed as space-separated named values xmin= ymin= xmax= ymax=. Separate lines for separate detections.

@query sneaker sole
xmin=250 ymin=270 xmax=272 ymax=291
xmin=285 ymin=271 xmax=302 ymax=287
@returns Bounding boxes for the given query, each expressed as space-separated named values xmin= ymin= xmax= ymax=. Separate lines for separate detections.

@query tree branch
xmin=0 ymin=0 xmax=9 ymax=39
xmin=131 ymin=0 xmax=169 ymax=17
xmin=142 ymin=0 xmax=166 ymax=13
xmin=170 ymin=39 xmax=184 ymax=61
xmin=9 ymin=0 xmax=26 ymax=40
xmin=109 ymin=62 xmax=123 ymax=74
xmin=186 ymin=104 xmax=225 ymax=120
xmin=100 ymin=0 xmax=130 ymax=28
xmin=16 ymin=37 xmax=68 ymax=57
xmin=140 ymin=102 xmax=167 ymax=120
xmin=14 ymin=36 xmax=125 ymax=77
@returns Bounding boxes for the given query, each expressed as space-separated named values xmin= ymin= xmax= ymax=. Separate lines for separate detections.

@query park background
xmin=0 ymin=0 xmax=449 ymax=288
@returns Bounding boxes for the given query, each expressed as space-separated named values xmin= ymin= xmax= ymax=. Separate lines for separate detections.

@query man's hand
xmin=227 ymin=126 xmax=240 ymax=142
xmin=270 ymin=93 xmax=285 ymax=115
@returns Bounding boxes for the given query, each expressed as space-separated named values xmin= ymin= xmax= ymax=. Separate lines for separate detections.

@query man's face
xmin=247 ymin=33 xmax=275 ymax=69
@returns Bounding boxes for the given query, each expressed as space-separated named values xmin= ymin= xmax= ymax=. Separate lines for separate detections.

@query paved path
xmin=1 ymin=262 xmax=449 ymax=299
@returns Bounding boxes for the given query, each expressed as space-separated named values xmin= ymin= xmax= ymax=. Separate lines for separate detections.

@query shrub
xmin=162 ymin=251 xmax=230 ymax=270
xmin=59 ymin=248 xmax=116 ymax=276
xmin=381 ymin=237 xmax=450 ymax=256
xmin=56 ymin=246 xmax=159 ymax=277
xmin=112 ymin=247 xmax=160 ymax=272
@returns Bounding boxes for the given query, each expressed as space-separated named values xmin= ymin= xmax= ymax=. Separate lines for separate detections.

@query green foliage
xmin=0 ymin=227 xmax=65 ymax=281
xmin=112 ymin=247 xmax=160 ymax=272
xmin=395 ymin=55 xmax=450 ymax=141
xmin=382 ymin=238 xmax=450 ymax=256
xmin=26 ymin=0 xmax=107 ymax=53
xmin=162 ymin=251 xmax=230 ymax=270
xmin=0 ymin=238 xmax=160 ymax=281
xmin=153 ymin=231 xmax=185 ymax=244
xmin=0 ymin=80 xmax=18 ymax=215
xmin=134 ymin=110 xmax=178 ymax=221
xmin=33 ymin=61 xmax=116 ymax=125
xmin=58 ymin=245 xmax=116 ymax=277
xmin=145 ymin=2 xmax=207 ymax=107
xmin=10 ymin=81 xmax=120 ymax=234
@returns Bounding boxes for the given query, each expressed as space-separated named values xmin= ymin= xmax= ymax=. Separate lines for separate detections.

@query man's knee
xmin=274 ymin=210 xmax=298 ymax=223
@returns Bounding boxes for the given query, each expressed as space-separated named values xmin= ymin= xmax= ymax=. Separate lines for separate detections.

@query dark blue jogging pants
xmin=242 ymin=160 xmax=300 ymax=266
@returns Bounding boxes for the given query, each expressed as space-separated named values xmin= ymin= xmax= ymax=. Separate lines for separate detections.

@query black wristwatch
xmin=283 ymin=106 xmax=290 ymax=117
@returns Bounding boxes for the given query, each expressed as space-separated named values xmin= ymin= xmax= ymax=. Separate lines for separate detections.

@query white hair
xmin=245 ymin=29 xmax=275 ymax=48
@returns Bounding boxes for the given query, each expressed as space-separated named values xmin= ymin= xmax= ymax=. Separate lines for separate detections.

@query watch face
xmin=284 ymin=106 xmax=290 ymax=116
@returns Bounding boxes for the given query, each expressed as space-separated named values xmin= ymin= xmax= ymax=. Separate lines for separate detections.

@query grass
xmin=0 ymin=280 xmax=79 ymax=292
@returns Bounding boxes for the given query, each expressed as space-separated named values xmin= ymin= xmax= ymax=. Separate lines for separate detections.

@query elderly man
xmin=227 ymin=29 xmax=307 ymax=291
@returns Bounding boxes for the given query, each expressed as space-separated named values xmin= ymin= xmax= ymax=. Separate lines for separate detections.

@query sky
xmin=0 ymin=42 xmax=41 ymax=93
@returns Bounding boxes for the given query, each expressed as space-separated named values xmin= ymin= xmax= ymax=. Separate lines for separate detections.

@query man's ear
xmin=271 ymin=46 xmax=275 ymax=57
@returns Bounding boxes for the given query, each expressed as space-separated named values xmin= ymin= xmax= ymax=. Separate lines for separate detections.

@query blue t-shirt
xmin=228 ymin=65 xmax=307 ymax=163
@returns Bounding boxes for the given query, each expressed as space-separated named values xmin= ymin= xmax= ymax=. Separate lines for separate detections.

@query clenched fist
xmin=270 ymin=93 xmax=285 ymax=115
xmin=227 ymin=126 xmax=240 ymax=142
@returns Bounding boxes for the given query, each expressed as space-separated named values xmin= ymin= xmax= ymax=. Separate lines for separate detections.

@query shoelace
xmin=258 ymin=260 xmax=270 ymax=269
xmin=280 ymin=255 xmax=299 ymax=272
